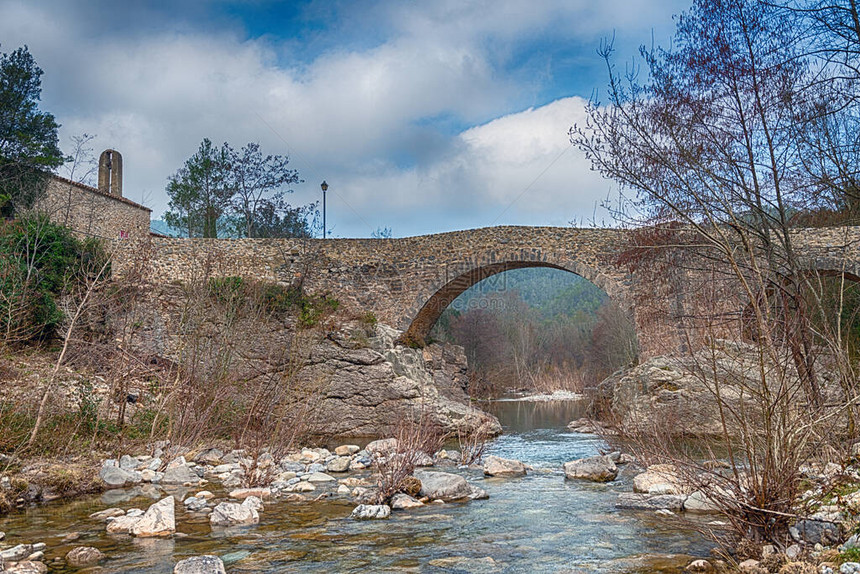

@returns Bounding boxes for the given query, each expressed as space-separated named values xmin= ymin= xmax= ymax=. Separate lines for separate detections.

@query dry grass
xmin=525 ymin=366 xmax=587 ymax=395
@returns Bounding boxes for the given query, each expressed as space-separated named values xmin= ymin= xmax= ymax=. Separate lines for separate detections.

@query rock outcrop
xmin=589 ymin=341 xmax=842 ymax=436
xmin=293 ymin=324 xmax=501 ymax=437
xmin=135 ymin=283 xmax=499 ymax=439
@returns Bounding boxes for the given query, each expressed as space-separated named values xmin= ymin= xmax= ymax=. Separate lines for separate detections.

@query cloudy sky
xmin=0 ymin=0 xmax=687 ymax=237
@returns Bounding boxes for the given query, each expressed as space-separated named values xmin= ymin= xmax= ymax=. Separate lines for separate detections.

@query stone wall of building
xmin=30 ymin=175 xmax=152 ymax=274
xmin=38 ymin=175 xmax=151 ymax=243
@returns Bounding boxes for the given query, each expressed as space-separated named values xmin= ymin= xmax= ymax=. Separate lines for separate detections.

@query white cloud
xmin=0 ymin=0 xmax=677 ymax=236
xmin=331 ymin=97 xmax=612 ymax=236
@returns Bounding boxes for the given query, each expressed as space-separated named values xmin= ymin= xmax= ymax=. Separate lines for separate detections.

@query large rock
xmin=686 ymin=559 xmax=715 ymax=573
xmin=106 ymin=514 xmax=143 ymax=534
xmin=193 ymin=449 xmax=224 ymax=465
xmin=184 ymin=496 xmax=208 ymax=512
xmin=291 ymin=324 xmax=502 ymax=437
xmin=90 ymin=507 xmax=126 ymax=520
xmin=0 ymin=545 xmax=33 ymax=562
xmin=567 ymin=418 xmax=599 ymax=433
xmin=326 ymin=457 xmax=351 ymax=473
xmin=99 ymin=465 xmax=142 ymax=487
xmin=684 ymin=490 xmax=720 ymax=513
xmin=616 ymin=493 xmax=686 ymax=512
xmin=633 ymin=465 xmax=683 ymax=495
xmin=306 ymin=472 xmax=336 ymax=483
xmin=4 ymin=561 xmax=47 ymax=573
xmin=174 ymin=555 xmax=227 ymax=574
xmin=415 ymin=470 xmax=473 ymax=501
xmin=291 ymin=481 xmax=316 ymax=493
xmin=365 ymin=438 xmax=398 ymax=456
xmin=242 ymin=496 xmax=263 ymax=513
xmin=65 ymin=546 xmax=104 ymax=566
xmin=790 ymin=519 xmax=841 ymax=546
xmin=119 ymin=454 xmax=138 ymax=470
xmin=228 ymin=488 xmax=270 ymax=500
xmin=161 ymin=458 xmax=201 ymax=485
xmin=590 ymin=343 xmax=833 ymax=437
xmin=209 ymin=498 xmax=260 ymax=526
xmin=390 ymin=493 xmax=424 ymax=509
xmin=131 ymin=496 xmax=175 ymax=537
xmin=563 ymin=455 xmax=617 ymax=482
xmin=468 ymin=485 xmax=489 ymax=500
xmin=483 ymin=456 xmax=526 ymax=478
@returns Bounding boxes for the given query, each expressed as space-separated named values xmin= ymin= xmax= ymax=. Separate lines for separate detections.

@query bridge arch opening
xmin=404 ymin=264 xmax=639 ymax=395
xmin=402 ymin=261 xmax=635 ymax=346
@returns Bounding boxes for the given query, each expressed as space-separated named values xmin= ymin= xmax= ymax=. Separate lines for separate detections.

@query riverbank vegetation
xmin=0 ymin=214 xmax=343 ymax=464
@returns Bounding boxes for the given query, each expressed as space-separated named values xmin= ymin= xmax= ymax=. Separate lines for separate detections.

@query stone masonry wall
xmin=148 ymin=227 xmax=646 ymax=352
xmin=146 ymin=225 xmax=860 ymax=361
xmin=38 ymin=175 xmax=151 ymax=243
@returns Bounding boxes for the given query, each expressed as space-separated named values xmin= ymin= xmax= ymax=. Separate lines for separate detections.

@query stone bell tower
xmin=98 ymin=149 xmax=123 ymax=197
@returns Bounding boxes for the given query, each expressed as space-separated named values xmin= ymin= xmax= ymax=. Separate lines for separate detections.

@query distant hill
xmin=448 ymin=267 xmax=607 ymax=319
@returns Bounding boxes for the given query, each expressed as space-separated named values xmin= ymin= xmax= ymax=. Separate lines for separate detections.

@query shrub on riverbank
xmin=0 ymin=215 xmax=107 ymax=345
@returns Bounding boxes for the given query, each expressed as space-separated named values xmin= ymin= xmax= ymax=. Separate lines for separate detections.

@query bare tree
xmin=226 ymin=142 xmax=301 ymax=238
xmin=26 ymin=252 xmax=111 ymax=449
xmin=59 ymin=133 xmax=97 ymax=227
xmin=571 ymin=0 xmax=860 ymax=544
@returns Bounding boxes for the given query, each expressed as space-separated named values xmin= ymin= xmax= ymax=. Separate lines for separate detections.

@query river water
xmin=0 ymin=400 xmax=712 ymax=573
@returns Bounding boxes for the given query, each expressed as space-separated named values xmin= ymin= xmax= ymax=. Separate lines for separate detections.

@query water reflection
xmin=482 ymin=398 xmax=588 ymax=433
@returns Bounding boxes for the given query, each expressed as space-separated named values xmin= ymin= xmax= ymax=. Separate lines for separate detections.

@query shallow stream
xmin=0 ymin=400 xmax=712 ymax=572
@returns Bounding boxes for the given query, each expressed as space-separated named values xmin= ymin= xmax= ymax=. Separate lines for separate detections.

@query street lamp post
xmin=320 ymin=181 xmax=328 ymax=238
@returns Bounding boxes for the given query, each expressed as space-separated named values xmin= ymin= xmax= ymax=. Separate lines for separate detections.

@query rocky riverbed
xmin=0 ymin=399 xmax=715 ymax=573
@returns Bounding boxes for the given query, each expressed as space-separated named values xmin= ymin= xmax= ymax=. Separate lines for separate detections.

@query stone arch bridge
xmin=148 ymin=225 xmax=860 ymax=358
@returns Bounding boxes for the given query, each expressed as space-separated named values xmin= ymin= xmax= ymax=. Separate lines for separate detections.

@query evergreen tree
xmin=164 ymin=138 xmax=232 ymax=238
xmin=166 ymin=139 xmax=314 ymax=238
xmin=0 ymin=45 xmax=63 ymax=216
